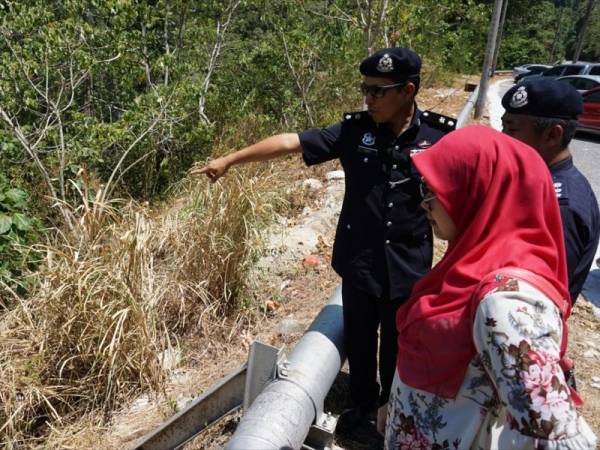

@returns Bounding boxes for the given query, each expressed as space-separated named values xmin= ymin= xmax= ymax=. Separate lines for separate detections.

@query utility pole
xmin=475 ymin=0 xmax=504 ymax=119
xmin=572 ymin=0 xmax=597 ymax=62
xmin=491 ymin=0 xmax=509 ymax=74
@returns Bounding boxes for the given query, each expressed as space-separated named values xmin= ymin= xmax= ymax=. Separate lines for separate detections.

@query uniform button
xmin=386 ymin=221 xmax=392 ymax=227
xmin=388 ymin=202 xmax=394 ymax=208
xmin=424 ymin=233 xmax=428 ymax=239
xmin=346 ymin=224 xmax=351 ymax=229
xmin=392 ymin=164 xmax=397 ymax=170
xmin=394 ymin=145 xmax=399 ymax=150
xmin=385 ymin=240 xmax=390 ymax=245
xmin=363 ymin=157 xmax=369 ymax=163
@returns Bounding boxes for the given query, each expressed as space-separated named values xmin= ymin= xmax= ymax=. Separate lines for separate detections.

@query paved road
xmin=488 ymin=79 xmax=600 ymax=307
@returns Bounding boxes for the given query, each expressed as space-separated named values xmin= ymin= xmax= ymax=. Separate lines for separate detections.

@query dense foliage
xmin=0 ymin=0 xmax=597 ymax=230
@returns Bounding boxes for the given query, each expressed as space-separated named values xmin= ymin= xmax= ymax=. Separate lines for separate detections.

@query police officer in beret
xmin=501 ymin=78 xmax=600 ymax=305
xmin=190 ymin=47 xmax=456 ymax=432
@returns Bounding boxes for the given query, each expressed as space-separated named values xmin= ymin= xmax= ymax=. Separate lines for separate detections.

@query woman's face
xmin=421 ymin=182 xmax=457 ymax=242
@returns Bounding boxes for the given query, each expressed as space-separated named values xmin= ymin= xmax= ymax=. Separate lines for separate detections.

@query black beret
xmin=501 ymin=78 xmax=583 ymax=120
xmin=359 ymin=47 xmax=421 ymax=81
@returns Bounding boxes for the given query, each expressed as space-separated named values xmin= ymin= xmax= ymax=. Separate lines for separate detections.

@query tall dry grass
xmin=0 ymin=167 xmax=282 ymax=448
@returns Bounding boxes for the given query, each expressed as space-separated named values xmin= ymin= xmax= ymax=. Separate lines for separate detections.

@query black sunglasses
xmin=419 ymin=177 xmax=436 ymax=203
xmin=359 ymin=81 xmax=406 ymax=98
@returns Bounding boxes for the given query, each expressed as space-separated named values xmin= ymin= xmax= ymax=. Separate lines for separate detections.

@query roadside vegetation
xmin=0 ymin=0 xmax=599 ymax=447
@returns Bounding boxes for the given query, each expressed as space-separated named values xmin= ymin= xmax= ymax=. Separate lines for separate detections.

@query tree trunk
xmin=475 ymin=0 xmax=504 ymax=119
xmin=491 ymin=0 xmax=509 ymax=74
xmin=572 ymin=0 xmax=597 ymax=62
xmin=549 ymin=5 xmax=566 ymax=62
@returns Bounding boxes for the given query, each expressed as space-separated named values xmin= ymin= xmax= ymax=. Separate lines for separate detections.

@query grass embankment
xmin=0 ymin=164 xmax=283 ymax=448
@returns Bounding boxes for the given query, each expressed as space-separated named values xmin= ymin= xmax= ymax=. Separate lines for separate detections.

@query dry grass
xmin=0 ymin=166 xmax=282 ymax=448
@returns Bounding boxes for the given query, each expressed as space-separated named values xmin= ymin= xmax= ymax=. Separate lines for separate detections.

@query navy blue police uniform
xmin=502 ymin=78 xmax=600 ymax=304
xmin=299 ymin=103 xmax=455 ymax=409
xmin=551 ymin=158 xmax=600 ymax=302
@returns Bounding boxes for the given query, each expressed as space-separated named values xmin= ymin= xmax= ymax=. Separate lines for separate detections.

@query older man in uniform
xmin=190 ymin=47 xmax=455 ymax=432
xmin=501 ymin=78 xmax=600 ymax=305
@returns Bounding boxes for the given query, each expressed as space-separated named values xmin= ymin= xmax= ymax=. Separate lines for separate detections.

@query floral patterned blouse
xmin=384 ymin=278 xmax=597 ymax=450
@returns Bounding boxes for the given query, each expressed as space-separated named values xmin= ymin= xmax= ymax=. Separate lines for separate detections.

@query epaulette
xmin=421 ymin=110 xmax=456 ymax=132
xmin=343 ymin=111 xmax=370 ymax=122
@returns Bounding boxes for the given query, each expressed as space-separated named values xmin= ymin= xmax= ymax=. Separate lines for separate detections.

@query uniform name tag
xmin=357 ymin=145 xmax=378 ymax=155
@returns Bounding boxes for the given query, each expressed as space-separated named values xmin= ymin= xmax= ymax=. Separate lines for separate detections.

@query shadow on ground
xmin=326 ymin=370 xmax=384 ymax=450
xmin=575 ymin=130 xmax=600 ymax=144
xmin=582 ymin=268 xmax=600 ymax=308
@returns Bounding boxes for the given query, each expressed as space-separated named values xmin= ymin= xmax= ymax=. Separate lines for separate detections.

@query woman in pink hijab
xmin=379 ymin=126 xmax=596 ymax=449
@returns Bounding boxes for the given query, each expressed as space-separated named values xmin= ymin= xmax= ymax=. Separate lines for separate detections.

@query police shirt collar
xmin=549 ymin=156 xmax=573 ymax=173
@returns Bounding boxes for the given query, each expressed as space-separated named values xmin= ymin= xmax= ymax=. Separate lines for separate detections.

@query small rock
xmin=280 ymin=280 xmax=291 ymax=291
xmin=302 ymin=254 xmax=321 ymax=267
xmin=160 ymin=347 xmax=181 ymax=372
xmin=592 ymin=306 xmax=600 ymax=321
xmin=176 ymin=395 xmax=194 ymax=410
xmin=265 ymin=300 xmax=281 ymax=313
xmin=302 ymin=178 xmax=323 ymax=190
xmin=302 ymin=206 xmax=312 ymax=216
xmin=326 ymin=170 xmax=345 ymax=181
xmin=592 ymin=376 xmax=600 ymax=383
xmin=277 ymin=319 xmax=304 ymax=337
xmin=591 ymin=382 xmax=600 ymax=390
xmin=130 ymin=396 xmax=150 ymax=413
xmin=583 ymin=349 xmax=598 ymax=359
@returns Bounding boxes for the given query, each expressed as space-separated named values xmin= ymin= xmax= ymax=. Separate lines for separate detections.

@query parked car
xmin=527 ymin=62 xmax=600 ymax=82
xmin=578 ymin=86 xmax=600 ymax=134
xmin=557 ymin=75 xmax=600 ymax=93
xmin=512 ymin=64 xmax=552 ymax=82
xmin=513 ymin=64 xmax=552 ymax=81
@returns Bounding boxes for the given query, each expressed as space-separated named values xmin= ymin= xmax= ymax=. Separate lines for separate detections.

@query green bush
xmin=0 ymin=173 xmax=42 ymax=298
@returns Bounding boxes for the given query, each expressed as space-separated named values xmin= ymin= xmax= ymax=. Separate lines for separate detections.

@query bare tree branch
xmin=280 ymin=31 xmax=316 ymax=126
xmin=198 ymin=0 xmax=241 ymax=124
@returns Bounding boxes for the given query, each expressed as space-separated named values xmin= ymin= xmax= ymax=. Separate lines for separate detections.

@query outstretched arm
xmin=189 ymin=133 xmax=302 ymax=182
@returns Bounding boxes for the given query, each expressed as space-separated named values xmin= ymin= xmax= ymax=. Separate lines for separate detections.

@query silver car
xmin=557 ymin=75 xmax=600 ymax=93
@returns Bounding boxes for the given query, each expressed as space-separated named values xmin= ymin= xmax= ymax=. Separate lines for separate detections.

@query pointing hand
xmin=189 ymin=157 xmax=230 ymax=183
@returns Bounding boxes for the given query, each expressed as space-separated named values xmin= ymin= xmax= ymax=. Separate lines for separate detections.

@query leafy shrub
xmin=0 ymin=174 xmax=42 ymax=300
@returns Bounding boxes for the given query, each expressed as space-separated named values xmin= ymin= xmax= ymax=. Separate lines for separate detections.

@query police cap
xmin=501 ymin=78 xmax=583 ymax=120
xmin=359 ymin=47 xmax=421 ymax=82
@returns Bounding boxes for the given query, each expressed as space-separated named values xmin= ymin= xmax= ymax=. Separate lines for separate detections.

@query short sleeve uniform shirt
xmin=298 ymin=108 xmax=453 ymax=301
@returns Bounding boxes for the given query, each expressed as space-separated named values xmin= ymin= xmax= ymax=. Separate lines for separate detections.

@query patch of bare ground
xmin=73 ymin=75 xmax=598 ymax=450
xmin=567 ymin=298 xmax=600 ymax=434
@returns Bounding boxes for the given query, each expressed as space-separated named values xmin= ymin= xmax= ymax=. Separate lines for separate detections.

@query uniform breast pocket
xmin=355 ymin=146 xmax=380 ymax=167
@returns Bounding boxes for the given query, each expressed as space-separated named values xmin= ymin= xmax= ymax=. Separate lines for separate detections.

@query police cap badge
xmin=359 ymin=47 xmax=421 ymax=82
xmin=501 ymin=78 xmax=583 ymax=120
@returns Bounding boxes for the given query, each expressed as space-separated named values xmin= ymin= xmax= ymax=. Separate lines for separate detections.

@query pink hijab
xmin=397 ymin=125 xmax=570 ymax=398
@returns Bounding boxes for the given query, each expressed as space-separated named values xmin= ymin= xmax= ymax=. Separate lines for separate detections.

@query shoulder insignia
xmin=421 ymin=110 xmax=456 ymax=132
xmin=552 ymin=176 xmax=569 ymax=201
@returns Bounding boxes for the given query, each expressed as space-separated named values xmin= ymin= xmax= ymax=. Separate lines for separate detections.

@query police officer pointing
xmin=190 ymin=47 xmax=455 ymax=432
xmin=501 ymin=78 xmax=600 ymax=304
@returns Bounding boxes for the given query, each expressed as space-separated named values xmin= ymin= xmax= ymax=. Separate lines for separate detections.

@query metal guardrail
xmin=132 ymin=287 xmax=344 ymax=450
xmin=456 ymin=84 xmax=480 ymax=129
